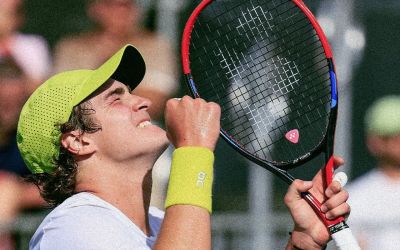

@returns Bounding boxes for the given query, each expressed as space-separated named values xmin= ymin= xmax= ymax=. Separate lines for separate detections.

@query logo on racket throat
xmin=285 ymin=129 xmax=299 ymax=144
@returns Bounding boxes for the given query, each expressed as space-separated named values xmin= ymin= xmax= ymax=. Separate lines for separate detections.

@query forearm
xmin=154 ymin=147 xmax=214 ymax=250
xmin=285 ymin=231 xmax=327 ymax=250
xmin=153 ymin=205 xmax=211 ymax=250
xmin=158 ymin=97 xmax=220 ymax=249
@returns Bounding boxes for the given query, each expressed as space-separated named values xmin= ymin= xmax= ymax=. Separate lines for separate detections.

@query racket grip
xmin=324 ymin=156 xmax=361 ymax=249
xmin=302 ymin=192 xmax=343 ymax=226
xmin=332 ymin=228 xmax=361 ymax=250
xmin=303 ymin=192 xmax=361 ymax=250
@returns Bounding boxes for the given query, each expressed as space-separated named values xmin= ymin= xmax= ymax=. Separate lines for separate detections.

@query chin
xmin=159 ymin=137 xmax=171 ymax=153
xmin=146 ymin=140 xmax=170 ymax=168
xmin=152 ymin=133 xmax=170 ymax=154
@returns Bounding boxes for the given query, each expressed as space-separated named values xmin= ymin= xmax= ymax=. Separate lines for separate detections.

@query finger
xmin=333 ymin=156 xmax=345 ymax=170
xmin=333 ymin=172 xmax=348 ymax=187
xmin=181 ymin=95 xmax=194 ymax=103
xmin=193 ymin=97 xmax=207 ymax=106
xmin=165 ymin=98 xmax=179 ymax=111
xmin=205 ymin=101 xmax=221 ymax=119
xmin=321 ymin=189 xmax=349 ymax=213
xmin=325 ymin=202 xmax=351 ymax=220
xmin=165 ymin=96 xmax=190 ymax=112
xmin=284 ymin=180 xmax=313 ymax=204
xmin=325 ymin=179 xmax=342 ymax=198
xmin=325 ymin=172 xmax=348 ymax=198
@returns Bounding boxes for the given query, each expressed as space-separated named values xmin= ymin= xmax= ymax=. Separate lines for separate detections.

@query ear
xmin=60 ymin=131 xmax=97 ymax=156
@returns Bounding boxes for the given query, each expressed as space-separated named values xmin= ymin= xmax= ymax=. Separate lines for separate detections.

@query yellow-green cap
xmin=17 ymin=44 xmax=146 ymax=174
xmin=365 ymin=95 xmax=400 ymax=136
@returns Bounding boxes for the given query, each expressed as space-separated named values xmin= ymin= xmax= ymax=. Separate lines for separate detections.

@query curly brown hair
xmin=26 ymin=101 xmax=101 ymax=207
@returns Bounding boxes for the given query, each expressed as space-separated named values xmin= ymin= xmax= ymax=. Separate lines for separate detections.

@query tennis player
xmin=18 ymin=44 xmax=350 ymax=249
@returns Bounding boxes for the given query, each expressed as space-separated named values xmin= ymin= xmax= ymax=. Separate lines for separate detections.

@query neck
xmin=379 ymin=164 xmax=400 ymax=181
xmin=75 ymin=157 xmax=156 ymax=236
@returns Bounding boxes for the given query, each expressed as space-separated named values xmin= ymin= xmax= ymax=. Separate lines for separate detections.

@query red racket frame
xmin=181 ymin=0 xmax=345 ymax=232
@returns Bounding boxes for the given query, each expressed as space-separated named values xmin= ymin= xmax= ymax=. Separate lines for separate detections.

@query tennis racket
xmin=181 ymin=0 xmax=360 ymax=249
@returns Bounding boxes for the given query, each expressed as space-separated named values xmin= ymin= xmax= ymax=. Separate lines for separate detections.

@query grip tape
xmin=332 ymin=228 xmax=361 ymax=250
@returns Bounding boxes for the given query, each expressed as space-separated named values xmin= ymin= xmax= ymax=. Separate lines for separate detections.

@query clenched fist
xmin=164 ymin=96 xmax=221 ymax=151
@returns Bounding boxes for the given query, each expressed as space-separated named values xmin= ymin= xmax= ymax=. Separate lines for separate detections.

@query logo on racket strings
xmin=285 ymin=129 xmax=299 ymax=144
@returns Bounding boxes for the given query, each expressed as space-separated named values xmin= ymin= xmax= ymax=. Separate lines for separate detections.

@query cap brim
xmin=72 ymin=44 xmax=146 ymax=105
xmin=105 ymin=44 xmax=146 ymax=89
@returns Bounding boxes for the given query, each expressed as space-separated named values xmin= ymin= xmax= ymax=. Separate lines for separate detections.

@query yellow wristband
xmin=165 ymin=147 xmax=214 ymax=213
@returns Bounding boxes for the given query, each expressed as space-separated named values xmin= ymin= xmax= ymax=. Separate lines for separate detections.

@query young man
xmin=18 ymin=44 xmax=350 ymax=249
xmin=53 ymin=0 xmax=179 ymax=209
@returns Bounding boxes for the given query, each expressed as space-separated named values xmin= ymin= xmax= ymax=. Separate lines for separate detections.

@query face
xmin=368 ymin=134 xmax=400 ymax=166
xmin=0 ymin=0 xmax=23 ymax=36
xmin=84 ymin=79 xmax=169 ymax=163
xmin=89 ymin=0 xmax=140 ymax=34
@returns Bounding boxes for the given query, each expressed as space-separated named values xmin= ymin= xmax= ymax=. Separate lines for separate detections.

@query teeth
xmin=137 ymin=121 xmax=152 ymax=128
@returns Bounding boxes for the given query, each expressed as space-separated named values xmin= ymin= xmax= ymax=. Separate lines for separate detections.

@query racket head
xmin=182 ymin=0 xmax=338 ymax=172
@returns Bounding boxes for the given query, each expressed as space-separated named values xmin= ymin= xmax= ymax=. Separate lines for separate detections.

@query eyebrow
xmin=104 ymin=85 xmax=130 ymax=100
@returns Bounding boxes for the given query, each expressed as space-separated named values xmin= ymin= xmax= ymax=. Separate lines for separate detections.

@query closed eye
xmin=105 ymin=87 xmax=128 ymax=102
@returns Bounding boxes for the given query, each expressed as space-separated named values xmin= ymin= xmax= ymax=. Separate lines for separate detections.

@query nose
xmin=131 ymin=95 xmax=152 ymax=112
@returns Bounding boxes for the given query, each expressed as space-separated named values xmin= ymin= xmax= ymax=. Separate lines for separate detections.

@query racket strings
xmin=207 ymin=42 xmax=329 ymax=109
xmin=222 ymin=52 xmax=330 ymax=137
xmin=189 ymin=0 xmax=332 ymax=163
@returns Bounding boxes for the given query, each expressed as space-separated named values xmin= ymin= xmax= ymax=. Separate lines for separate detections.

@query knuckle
xmin=283 ymin=195 xmax=290 ymax=205
xmin=165 ymin=99 xmax=175 ymax=109
xmin=208 ymin=102 xmax=221 ymax=111
xmin=330 ymin=181 xmax=342 ymax=193
xmin=344 ymin=203 xmax=351 ymax=214
xmin=283 ymin=191 xmax=292 ymax=206
xmin=181 ymin=95 xmax=193 ymax=102
xmin=292 ymin=179 xmax=303 ymax=188
xmin=342 ymin=189 xmax=349 ymax=200
xmin=194 ymin=97 xmax=206 ymax=105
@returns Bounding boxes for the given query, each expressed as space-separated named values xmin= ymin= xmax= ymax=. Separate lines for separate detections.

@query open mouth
xmin=137 ymin=120 xmax=152 ymax=128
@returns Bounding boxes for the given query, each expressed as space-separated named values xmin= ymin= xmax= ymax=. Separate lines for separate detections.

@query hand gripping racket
xmin=181 ymin=0 xmax=360 ymax=249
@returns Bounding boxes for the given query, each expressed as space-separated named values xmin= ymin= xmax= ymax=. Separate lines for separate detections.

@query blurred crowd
xmin=0 ymin=0 xmax=178 ymax=249
xmin=346 ymin=96 xmax=400 ymax=249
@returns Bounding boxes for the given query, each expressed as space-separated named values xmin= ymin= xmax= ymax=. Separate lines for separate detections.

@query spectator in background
xmin=53 ymin=0 xmax=178 ymax=121
xmin=347 ymin=95 xmax=400 ymax=250
xmin=0 ymin=0 xmax=52 ymax=93
xmin=0 ymin=57 xmax=46 ymax=250
xmin=0 ymin=1 xmax=50 ymax=248
xmin=53 ymin=0 xmax=179 ymax=208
